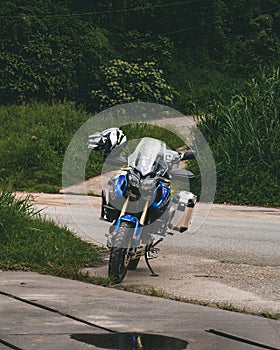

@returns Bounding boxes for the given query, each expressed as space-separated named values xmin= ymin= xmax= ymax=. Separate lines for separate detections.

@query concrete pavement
xmin=0 ymin=271 xmax=279 ymax=350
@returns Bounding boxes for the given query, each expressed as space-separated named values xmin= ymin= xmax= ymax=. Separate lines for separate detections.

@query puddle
xmin=70 ymin=332 xmax=188 ymax=349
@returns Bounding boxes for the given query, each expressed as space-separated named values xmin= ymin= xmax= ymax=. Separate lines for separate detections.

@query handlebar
xmin=156 ymin=176 xmax=170 ymax=183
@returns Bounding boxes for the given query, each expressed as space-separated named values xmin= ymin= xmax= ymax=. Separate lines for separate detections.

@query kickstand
xmin=145 ymin=251 xmax=159 ymax=277
xmin=144 ymin=238 xmax=163 ymax=277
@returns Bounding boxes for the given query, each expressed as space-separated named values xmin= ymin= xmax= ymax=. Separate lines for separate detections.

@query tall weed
xmin=198 ymin=68 xmax=280 ymax=206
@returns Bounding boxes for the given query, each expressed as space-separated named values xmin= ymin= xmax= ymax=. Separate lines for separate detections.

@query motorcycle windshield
xmin=128 ymin=137 xmax=168 ymax=176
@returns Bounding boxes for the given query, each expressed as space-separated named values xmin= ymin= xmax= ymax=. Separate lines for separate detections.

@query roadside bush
xmin=198 ymin=68 xmax=280 ymax=206
xmin=91 ymin=59 xmax=175 ymax=111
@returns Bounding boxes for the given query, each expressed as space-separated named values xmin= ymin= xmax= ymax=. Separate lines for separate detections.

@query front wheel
xmin=108 ymin=222 xmax=133 ymax=283
xmin=128 ymin=257 xmax=140 ymax=270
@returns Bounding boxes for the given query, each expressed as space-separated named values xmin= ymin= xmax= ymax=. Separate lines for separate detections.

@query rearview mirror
xmin=181 ymin=150 xmax=195 ymax=161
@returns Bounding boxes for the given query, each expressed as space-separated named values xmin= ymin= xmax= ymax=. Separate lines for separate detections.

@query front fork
xmin=139 ymin=196 xmax=150 ymax=225
xmin=109 ymin=196 xmax=151 ymax=248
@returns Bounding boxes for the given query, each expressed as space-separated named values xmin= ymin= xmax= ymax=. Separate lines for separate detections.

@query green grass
xmin=0 ymin=102 xmax=96 ymax=193
xmin=197 ymin=67 xmax=280 ymax=206
xmin=260 ymin=312 xmax=280 ymax=320
xmin=170 ymin=60 xmax=242 ymax=114
xmin=0 ymin=101 xmax=185 ymax=192
xmin=215 ymin=303 xmax=280 ymax=320
xmin=215 ymin=302 xmax=246 ymax=314
xmin=116 ymin=285 xmax=169 ymax=299
xmin=0 ymin=190 xmax=109 ymax=285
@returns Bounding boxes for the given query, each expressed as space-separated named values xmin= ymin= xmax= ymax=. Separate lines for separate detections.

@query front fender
xmin=113 ymin=215 xmax=143 ymax=246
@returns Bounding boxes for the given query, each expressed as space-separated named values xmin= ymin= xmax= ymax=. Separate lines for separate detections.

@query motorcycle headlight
xmin=128 ymin=173 xmax=140 ymax=188
xmin=141 ymin=178 xmax=156 ymax=191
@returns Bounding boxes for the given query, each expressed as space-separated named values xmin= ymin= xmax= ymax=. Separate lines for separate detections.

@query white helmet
xmin=88 ymin=128 xmax=127 ymax=156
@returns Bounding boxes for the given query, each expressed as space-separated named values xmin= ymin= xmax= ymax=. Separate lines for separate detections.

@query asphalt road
xmin=166 ymin=216 xmax=280 ymax=266
xmin=37 ymin=201 xmax=280 ymax=266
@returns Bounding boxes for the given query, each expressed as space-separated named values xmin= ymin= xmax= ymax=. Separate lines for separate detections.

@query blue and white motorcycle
xmin=88 ymin=128 xmax=196 ymax=283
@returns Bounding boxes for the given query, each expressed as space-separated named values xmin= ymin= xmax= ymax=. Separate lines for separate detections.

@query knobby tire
xmin=108 ymin=221 xmax=133 ymax=283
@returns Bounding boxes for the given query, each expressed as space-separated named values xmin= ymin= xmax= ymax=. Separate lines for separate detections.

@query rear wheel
xmin=108 ymin=222 xmax=133 ymax=283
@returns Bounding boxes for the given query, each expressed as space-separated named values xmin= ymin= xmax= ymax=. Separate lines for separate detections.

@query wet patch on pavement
xmin=71 ymin=332 xmax=188 ymax=349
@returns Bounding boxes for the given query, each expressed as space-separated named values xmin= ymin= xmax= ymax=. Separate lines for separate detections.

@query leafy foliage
xmin=91 ymin=59 xmax=175 ymax=110
xmin=1 ymin=0 xmax=279 ymax=111
xmin=0 ymin=0 xmax=112 ymax=106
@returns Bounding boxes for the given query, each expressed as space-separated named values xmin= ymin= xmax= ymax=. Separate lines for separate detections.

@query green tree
xmin=0 ymin=0 xmax=112 ymax=107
